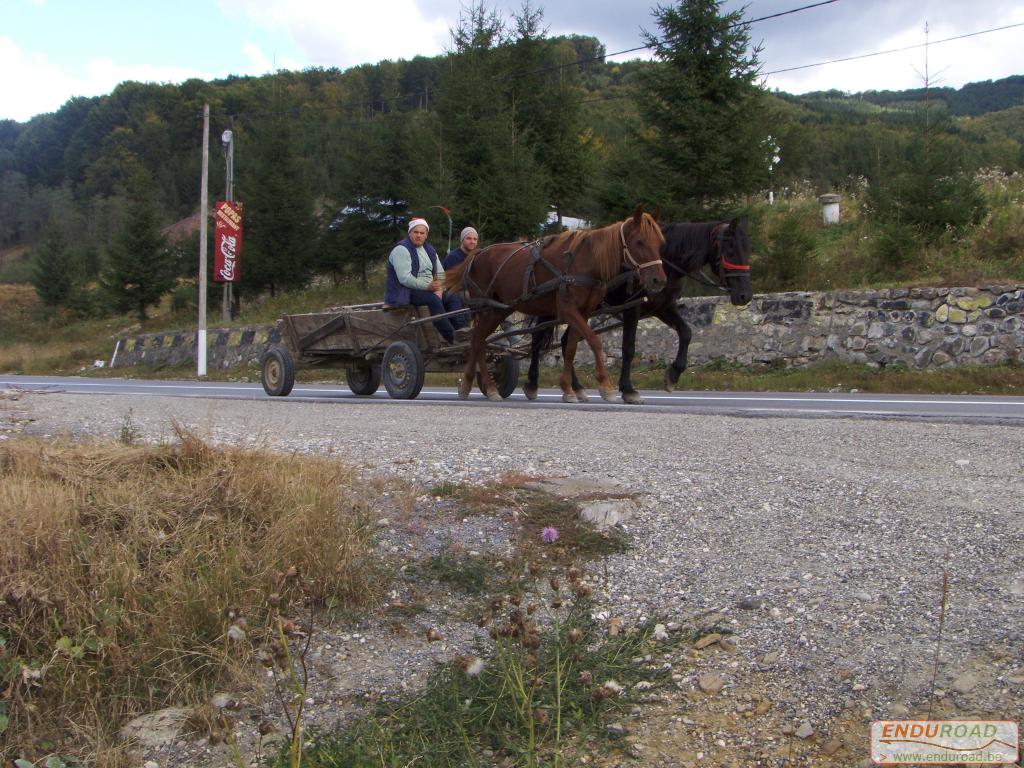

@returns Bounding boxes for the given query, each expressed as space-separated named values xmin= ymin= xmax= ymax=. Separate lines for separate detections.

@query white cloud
xmin=223 ymin=0 xmax=450 ymax=68
xmin=0 ymin=36 xmax=210 ymax=121
xmin=765 ymin=17 xmax=1024 ymax=94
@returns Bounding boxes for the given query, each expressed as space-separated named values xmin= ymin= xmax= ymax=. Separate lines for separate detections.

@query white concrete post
xmin=819 ymin=193 xmax=841 ymax=225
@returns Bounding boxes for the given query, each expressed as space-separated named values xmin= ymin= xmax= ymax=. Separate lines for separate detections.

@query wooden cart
xmin=260 ymin=303 xmax=522 ymax=400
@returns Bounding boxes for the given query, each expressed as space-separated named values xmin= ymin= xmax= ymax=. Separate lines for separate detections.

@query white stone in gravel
xmin=698 ymin=673 xmax=725 ymax=694
xmin=795 ymin=722 xmax=815 ymax=739
xmin=952 ymin=672 xmax=978 ymax=694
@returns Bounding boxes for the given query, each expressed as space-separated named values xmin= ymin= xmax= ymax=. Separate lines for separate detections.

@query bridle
xmin=714 ymin=223 xmax=751 ymax=277
xmin=667 ymin=222 xmax=750 ymax=292
xmin=620 ymin=222 xmax=663 ymax=275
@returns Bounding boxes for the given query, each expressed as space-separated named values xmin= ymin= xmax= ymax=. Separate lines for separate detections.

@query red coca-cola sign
xmin=213 ymin=201 xmax=243 ymax=282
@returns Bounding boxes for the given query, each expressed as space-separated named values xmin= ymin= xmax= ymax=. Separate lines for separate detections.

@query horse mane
xmin=548 ymin=212 xmax=663 ymax=282
xmin=661 ymin=222 xmax=720 ymax=272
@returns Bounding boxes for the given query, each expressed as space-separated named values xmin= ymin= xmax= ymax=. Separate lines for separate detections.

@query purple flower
xmin=541 ymin=527 xmax=559 ymax=543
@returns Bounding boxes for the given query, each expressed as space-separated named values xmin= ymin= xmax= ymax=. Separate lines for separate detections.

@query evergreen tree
xmin=238 ymin=118 xmax=316 ymax=298
xmin=101 ymin=170 xmax=174 ymax=322
xmin=31 ymin=225 xmax=74 ymax=307
xmin=437 ymin=2 xmax=549 ymax=240
xmin=508 ymin=5 xmax=591 ymax=221
xmin=634 ymin=0 xmax=767 ymax=214
xmin=867 ymin=105 xmax=987 ymax=247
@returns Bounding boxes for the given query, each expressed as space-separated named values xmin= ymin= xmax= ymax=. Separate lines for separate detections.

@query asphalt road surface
xmin=3 ymin=374 xmax=1024 ymax=424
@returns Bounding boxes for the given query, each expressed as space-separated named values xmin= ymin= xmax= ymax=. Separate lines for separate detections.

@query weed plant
xmin=293 ymin=585 xmax=679 ymax=768
xmin=0 ymin=432 xmax=387 ymax=764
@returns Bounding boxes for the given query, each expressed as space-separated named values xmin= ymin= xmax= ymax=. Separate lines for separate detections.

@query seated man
xmin=441 ymin=225 xmax=478 ymax=326
xmin=384 ymin=218 xmax=467 ymax=343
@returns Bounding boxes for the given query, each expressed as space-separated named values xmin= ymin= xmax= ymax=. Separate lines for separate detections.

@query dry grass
xmin=0 ymin=431 xmax=388 ymax=763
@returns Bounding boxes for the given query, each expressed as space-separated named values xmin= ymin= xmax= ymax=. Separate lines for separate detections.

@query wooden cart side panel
xmin=283 ymin=306 xmax=442 ymax=356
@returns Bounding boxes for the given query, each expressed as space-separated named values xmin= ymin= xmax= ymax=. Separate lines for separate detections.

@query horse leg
xmin=657 ymin=303 xmax=692 ymax=391
xmin=558 ymin=327 xmax=583 ymax=403
xmin=559 ymin=326 xmax=588 ymax=402
xmin=478 ymin=312 xmax=507 ymax=401
xmin=561 ymin=306 xmax=615 ymax=403
xmin=524 ymin=317 xmax=549 ymax=401
xmin=618 ymin=307 xmax=643 ymax=405
xmin=460 ymin=311 xmax=498 ymax=400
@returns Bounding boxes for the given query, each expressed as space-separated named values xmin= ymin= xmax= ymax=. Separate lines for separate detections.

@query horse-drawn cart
xmin=260 ymin=303 xmax=523 ymax=400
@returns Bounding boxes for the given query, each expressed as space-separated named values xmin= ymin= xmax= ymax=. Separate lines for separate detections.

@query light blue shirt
xmin=388 ymin=244 xmax=444 ymax=290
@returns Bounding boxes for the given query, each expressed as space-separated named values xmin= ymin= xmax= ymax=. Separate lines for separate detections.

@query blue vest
xmin=443 ymin=246 xmax=467 ymax=271
xmin=384 ymin=238 xmax=439 ymax=306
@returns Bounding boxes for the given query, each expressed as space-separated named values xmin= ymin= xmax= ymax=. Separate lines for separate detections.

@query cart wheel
xmin=382 ymin=341 xmax=425 ymax=400
xmin=478 ymin=353 xmax=520 ymax=399
xmin=261 ymin=345 xmax=295 ymax=397
xmin=346 ymin=362 xmax=381 ymax=396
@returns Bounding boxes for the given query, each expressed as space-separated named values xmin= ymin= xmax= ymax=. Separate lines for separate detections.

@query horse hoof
xmin=523 ymin=386 xmax=538 ymax=401
xmin=622 ymin=391 xmax=644 ymax=405
xmin=664 ymin=367 xmax=681 ymax=392
xmin=457 ymin=380 xmax=472 ymax=400
xmin=573 ymin=389 xmax=589 ymax=403
xmin=561 ymin=392 xmax=578 ymax=404
xmin=486 ymin=390 xmax=502 ymax=402
xmin=599 ymin=388 xmax=616 ymax=403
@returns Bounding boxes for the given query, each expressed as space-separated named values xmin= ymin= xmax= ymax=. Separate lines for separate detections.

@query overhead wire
xmin=216 ymin=0 xmax=840 ymax=123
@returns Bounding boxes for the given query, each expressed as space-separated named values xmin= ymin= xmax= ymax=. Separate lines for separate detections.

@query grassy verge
xmin=0 ymin=432 xmax=388 ymax=765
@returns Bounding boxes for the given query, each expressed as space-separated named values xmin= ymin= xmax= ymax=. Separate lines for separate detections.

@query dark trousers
xmin=409 ymin=289 xmax=467 ymax=342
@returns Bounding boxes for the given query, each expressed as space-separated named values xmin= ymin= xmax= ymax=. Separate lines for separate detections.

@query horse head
xmin=623 ymin=205 xmax=667 ymax=295
xmin=714 ymin=216 xmax=753 ymax=306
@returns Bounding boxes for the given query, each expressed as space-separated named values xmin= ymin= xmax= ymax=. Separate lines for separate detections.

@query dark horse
xmin=444 ymin=206 xmax=667 ymax=402
xmin=524 ymin=217 xmax=753 ymax=404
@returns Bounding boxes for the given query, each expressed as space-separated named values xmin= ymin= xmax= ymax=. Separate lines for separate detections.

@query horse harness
xmin=460 ymin=223 xmax=661 ymax=311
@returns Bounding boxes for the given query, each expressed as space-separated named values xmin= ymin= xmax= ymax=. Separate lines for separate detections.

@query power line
xmin=219 ymin=0 xmax=839 ymax=123
xmin=764 ymin=21 xmax=1024 ymax=77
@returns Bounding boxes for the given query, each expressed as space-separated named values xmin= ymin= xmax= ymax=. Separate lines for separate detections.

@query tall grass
xmin=0 ymin=432 xmax=387 ymax=764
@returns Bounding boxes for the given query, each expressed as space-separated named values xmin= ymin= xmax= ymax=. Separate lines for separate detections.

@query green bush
xmin=759 ymin=210 xmax=817 ymax=291
xmin=869 ymin=220 xmax=920 ymax=275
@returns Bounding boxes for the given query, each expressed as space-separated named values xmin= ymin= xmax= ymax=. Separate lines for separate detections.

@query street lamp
xmin=221 ymin=128 xmax=234 ymax=321
xmin=430 ymin=205 xmax=452 ymax=254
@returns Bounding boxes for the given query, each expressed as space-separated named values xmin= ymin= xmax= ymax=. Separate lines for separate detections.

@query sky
xmin=2 ymin=0 xmax=1023 ymax=122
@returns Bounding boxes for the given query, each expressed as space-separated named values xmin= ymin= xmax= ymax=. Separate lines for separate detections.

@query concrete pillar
xmin=819 ymin=193 xmax=841 ymax=225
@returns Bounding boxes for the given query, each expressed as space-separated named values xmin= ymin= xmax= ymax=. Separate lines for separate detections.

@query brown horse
xmin=444 ymin=206 xmax=667 ymax=402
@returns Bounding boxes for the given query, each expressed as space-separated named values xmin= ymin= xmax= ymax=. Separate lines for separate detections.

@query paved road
xmin=3 ymin=374 xmax=1024 ymax=424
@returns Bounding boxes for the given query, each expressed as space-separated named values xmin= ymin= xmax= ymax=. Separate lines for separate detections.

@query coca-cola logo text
xmin=218 ymin=234 xmax=237 ymax=281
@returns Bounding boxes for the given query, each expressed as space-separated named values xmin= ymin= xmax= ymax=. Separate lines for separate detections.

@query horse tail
xmin=444 ymin=257 xmax=471 ymax=293
xmin=528 ymin=315 xmax=557 ymax=354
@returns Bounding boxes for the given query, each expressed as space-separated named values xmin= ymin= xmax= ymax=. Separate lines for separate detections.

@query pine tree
xmin=437 ymin=2 xmax=549 ymax=240
xmin=31 ymin=225 xmax=74 ymax=307
xmin=101 ymin=170 xmax=174 ymax=323
xmin=238 ymin=119 xmax=316 ymax=298
xmin=634 ymin=0 xmax=767 ymax=215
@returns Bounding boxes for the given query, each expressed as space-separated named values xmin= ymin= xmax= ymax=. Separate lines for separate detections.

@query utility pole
xmin=221 ymin=119 xmax=234 ymax=322
xmin=198 ymin=104 xmax=210 ymax=377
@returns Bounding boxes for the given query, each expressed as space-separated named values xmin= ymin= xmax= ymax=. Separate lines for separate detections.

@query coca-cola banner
xmin=213 ymin=201 xmax=243 ymax=282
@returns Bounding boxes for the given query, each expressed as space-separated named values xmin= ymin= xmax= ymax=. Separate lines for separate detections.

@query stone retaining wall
xmin=110 ymin=326 xmax=280 ymax=370
xmin=111 ymin=285 xmax=1023 ymax=372
xmin=580 ymin=285 xmax=1024 ymax=370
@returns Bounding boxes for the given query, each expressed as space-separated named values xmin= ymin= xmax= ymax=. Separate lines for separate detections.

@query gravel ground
xmin=3 ymin=391 xmax=1023 ymax=767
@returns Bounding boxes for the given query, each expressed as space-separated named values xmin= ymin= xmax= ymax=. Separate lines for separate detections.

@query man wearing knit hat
xmin=442 ymin=226 xmax=479 ymax=271
xmin=384 ymin=217 xmax=467 ymax=344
